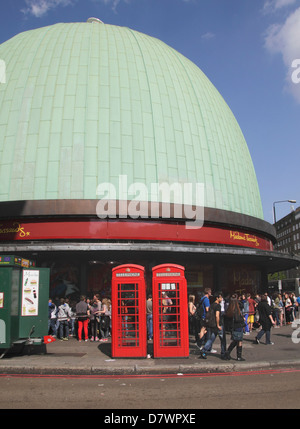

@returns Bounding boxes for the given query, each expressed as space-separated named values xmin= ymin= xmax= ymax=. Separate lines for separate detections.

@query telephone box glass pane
xmin=117 ymin=283 xmax=140 ymax=347
xmin=158 ymin=282 xmax=181 ymax=347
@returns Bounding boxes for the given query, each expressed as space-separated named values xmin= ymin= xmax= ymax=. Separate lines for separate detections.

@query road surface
xmin=0 ymin=367 xmax=299 ymax=410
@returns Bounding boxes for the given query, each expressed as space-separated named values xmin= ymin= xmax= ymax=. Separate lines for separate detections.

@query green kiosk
xmin=0 ymin=255 xmax=52 ymax=357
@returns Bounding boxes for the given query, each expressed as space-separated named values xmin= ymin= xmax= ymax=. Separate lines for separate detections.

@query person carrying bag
xmin=224 ymin=294 xmax=246 ymax=361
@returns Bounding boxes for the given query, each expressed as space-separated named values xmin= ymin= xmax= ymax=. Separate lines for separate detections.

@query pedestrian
xmin=198 ymin=293 xmax=223 ymax=360
xmin=219 ymin=293 xmax=227 ymax=359
xmin=297 ymin=295 xmax=300 ymax=319
xmin=255 ymin=294 xmax=276 ymax=345
xmin=272 ymin=293 xmax=281 ymax=327
xmin=90 ymin=294 xmax=101 ymax=341
xmin=107 ymin=298 xmax=112 ymax=336
xmin=240 ymin=294 xmax=250 ymax=335
xmin=247 ymin=293 xmax=256 ymax=332
xmin=146 ymin=295 xmax=153 ymax=340
xmin=86 ymin=296 xmax=92 ymax=337
xmin=283 ymin=293 xmax=293 ymax=324
xmin=195 ymin=288 xmax=211 ymax=349
xmin=188 ymin=294 xmax=197 ymax=335
xmin=290 ymin=293 xmax=297 ymax=321
xmin=48 ymin=298 xmax=57 ymax=337
xmin=254 ymin=293 xmax=261 ymax=326
xmin=76 ymin=295 xmax=90 ymax=342
xmin=121 ymin=299 xmax=129 ymax=337
xmin=99 ymin=298 xmax=111 ymax=341
xmin=278 ymin=293 xmax=284 ymax=325
xmin=193 ymin=295 xmax=203 ymax=347
xmin=66 ymin=298 xmax=76 ymax=337
xmin=264 ymin=292 xmax=272 ymax=306
xmin=238 ymin=295 xmax=244 ymax=313
xmin=57 ymin=298 xmax=72 ymax=340
xmin=224 ymin=294 xmax=246 ymax=361
xmin=162 ymin=292 xmax=173 ymax=335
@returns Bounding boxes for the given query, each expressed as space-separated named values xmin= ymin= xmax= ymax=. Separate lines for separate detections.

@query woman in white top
xmin=188 ymin=295 xmax=196 ymax=335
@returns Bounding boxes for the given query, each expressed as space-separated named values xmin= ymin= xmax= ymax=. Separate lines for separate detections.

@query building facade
xmin=0 ymin=20 xmax=299 ymax=301
xmin=275 ymin=207 xmax=300 ymax=255
xmin=270 ymin=207 xmax=300 ymax=292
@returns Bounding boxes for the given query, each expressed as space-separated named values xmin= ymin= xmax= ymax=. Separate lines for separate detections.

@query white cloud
xmin=22 ymin=0 xmax=74 ymax=18
xmin=264 ymin=6 xmax=300 ymax=103
xmin=263 ymin=0 xmax=298 ymax=14
xmin=93 ymin=0 xmax=131 ymax=13
xmin=201 ymin=32 xmax=215 ymax=41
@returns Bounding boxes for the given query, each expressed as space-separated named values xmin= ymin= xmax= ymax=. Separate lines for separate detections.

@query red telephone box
xmin=152 ymin=264 xmax=189 ymax=358
xmin=111 ymin=264 xmax=147 ymax=358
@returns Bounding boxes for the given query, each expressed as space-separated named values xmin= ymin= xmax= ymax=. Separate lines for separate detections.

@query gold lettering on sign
xmin=230 ymin=231 xmax=259 ymax=247
xmin=0 ymin=222 xmax=30 ymax=238
xmin=233 ymin=271 xmax=253 ymax=286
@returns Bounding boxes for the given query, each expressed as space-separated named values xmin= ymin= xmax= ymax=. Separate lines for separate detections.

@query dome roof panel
xmin=0 ymin=22 xmax=263 ymax=219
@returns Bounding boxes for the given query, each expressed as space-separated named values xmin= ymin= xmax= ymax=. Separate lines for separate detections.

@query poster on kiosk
xmin=0 ymin=255 xmax=51 ymax=354
xmin=111 ymin=264 xmax=147 ymax=358
xmin=152 ymin=264 xmax=189 ymax=358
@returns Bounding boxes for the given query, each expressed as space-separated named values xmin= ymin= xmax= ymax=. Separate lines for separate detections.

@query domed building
xmin=0 ymin=19 xmax=298 ymax=298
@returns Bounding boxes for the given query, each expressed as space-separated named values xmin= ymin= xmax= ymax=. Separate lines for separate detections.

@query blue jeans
xmin=218 ymin=325 xmax=227 ymax=356
xmin=59 ymin=320 xmax=69 ymax=338
xmin=256 ymin=328 xmax=271 ymax=343
xmin=244 ymin=313 xmax=249 ymax=333
xmin=274 ymin=308 xmax=280 ymax=325
xmin=202 ymin=328 xmax=218 ymax=353
xmin=48 ymin=318 xmax=57 ymax=336
xmin=147 ymin=314 xmax=153 ymax=339
xmin=69 ymin=318 xmax=75 ymax=336
xmin=202 ymin=327 xmax=225 ymax=355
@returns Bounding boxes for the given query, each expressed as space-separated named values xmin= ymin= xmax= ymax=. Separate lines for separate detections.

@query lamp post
xmin=273 ymin=200 xmax=297 ymax=225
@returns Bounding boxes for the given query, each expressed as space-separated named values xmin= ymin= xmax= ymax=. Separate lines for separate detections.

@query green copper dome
xmin=0 ymin=21 xmax=263 ymax=219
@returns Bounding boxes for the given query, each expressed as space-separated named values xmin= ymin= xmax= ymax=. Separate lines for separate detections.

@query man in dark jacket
xmin=255 ymin=294 xmax=276 ymax=345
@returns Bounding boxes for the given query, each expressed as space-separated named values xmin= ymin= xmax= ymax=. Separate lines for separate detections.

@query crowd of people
xmin=48 ymin=289 xmax=299 ymax=358
xmin=188 ymin=289 xmax=300 ymax=361
xmin=48 ymin=294 xmax=112 ymax=342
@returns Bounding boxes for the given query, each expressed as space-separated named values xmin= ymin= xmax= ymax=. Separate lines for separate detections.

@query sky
xmin=0 ymin=0 xmax=299 ymax=224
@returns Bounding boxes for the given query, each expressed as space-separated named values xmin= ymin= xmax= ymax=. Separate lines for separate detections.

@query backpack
xmin=243 ymin=300 xmax=249 ymax=314
xmin=195 ymin=297 xmax=206 ymax=320
xmin=204 ymin=306 xmax=217 ymax=329
xmin=100 ymin=315 xmax=110 ymax=331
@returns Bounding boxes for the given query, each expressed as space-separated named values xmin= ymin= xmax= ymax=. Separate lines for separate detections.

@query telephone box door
xmin=111 ymin=264 xmax=147 ymax=358
xmin=152 ymin=264 xmax=189 ymax=358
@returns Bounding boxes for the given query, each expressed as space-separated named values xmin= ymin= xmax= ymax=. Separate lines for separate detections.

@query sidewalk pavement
xmin=0 ymin=324 xmax=299 ymax=376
